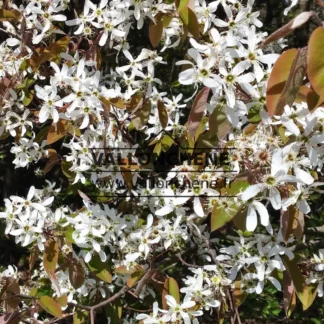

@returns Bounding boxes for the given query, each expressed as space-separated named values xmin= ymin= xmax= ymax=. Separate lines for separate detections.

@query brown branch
xmin=226 ymin=288 xmax=235 ymax=324
xmin=134 ymin=269 xmax=156 ymax=295
xmin=176 ymin=253 xmax=201 ymax=268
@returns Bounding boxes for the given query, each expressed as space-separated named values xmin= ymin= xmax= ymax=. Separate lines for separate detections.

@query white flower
xmin=241 ymin=149 xmax=301 ymax=210
xmin=162 ymin=295 xmax=202 ymax=324
xmin=244 ymin=200 xmax=269 ymax=232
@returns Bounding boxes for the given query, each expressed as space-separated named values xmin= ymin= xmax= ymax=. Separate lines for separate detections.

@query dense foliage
xmin=1 ymin=0 xmax=324 ymax=323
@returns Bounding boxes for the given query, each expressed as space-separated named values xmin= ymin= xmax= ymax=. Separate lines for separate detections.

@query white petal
xmin=193 ymin=196 xmax=204 ymax=217
xmin=253 ymin=201 xmax=269 ymax=226
xmin=155 ymin=204 xmax=174 ymax=216
xmin=258 ymin=54 xmax=279 ymax=65
xmin=294 ymin=167 xmax=314 ymax=185
xmin=268 ymin=276 xmax=281 ymax=291
xmin=246 ymin=205 xmax=257 ymax=231
xmin=269 ymin=187 xmax=281 ymax=210
xmin=241 ymin=184 xmax=264 ymax=201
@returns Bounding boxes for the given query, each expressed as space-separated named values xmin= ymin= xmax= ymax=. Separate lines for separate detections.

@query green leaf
xmin=162 ymin=14 xmax=173 ymax=28
xmin=308 ymin=27 xmax=324 ymax=98
xmin=16 ymin=78 xmax=36 ymax=90
xmin=22 ymin=89 xmax=34 ymax=106
xmin=19 ymin=59 xmax=29 ymax=71
xmin=37 ymin=296 xmax=63 ymax=318
xmin=35 ymin=125 xmax=50 ymax=144
xmin=88 ymin=254 xmax=112 ymax=283
xmin=211 ymin=180 xmax=249 ymax=232
xmin=73 ymin=310 xmax=88 ymax=324
xmin=161 ymin=133 xmax=174 ymax=152
xmin=303 ymin=283 xmax=318 ymax=311
xmin=105 ymin=300 xmax=123 ymax=324
xmin=57 ymin=295 xmax=67 ymax=308
xmin=179 ymin=7 xmax=200 ymax=38
xmin=175 ymin=0 xmax=190 ymax=12
xmin=61 ymin=160 xmax=75 ymax=179
xmin=247 ymin=104 xmax=262 ymax=124
xmin=162 ymin=277 xmax=180 ymax=310
xmin=153 ymin=141 xmax=162 ymax=156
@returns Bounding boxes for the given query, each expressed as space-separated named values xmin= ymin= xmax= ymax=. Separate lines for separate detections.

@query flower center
xmin=264 ymin=175 xmax=276 ymax=187
xmin=199 ymin=69 xmax=209 ymax=77
xmin=248 ymin=53 xmax=256 ymax=61
xmin=225 ymin=74 xmax=235 ymax=83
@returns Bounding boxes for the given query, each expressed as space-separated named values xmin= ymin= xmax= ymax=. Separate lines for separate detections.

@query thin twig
xmin=176 ymin=253 xmax=201 ymax=268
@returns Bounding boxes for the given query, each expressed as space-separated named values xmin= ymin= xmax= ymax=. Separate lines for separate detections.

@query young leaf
xmin=283 ymin=257 xmax=309 ymax=309
xmin=149 ymin=19 xmax=164 ymax=48
xmin=126 ymin=267 xmax=145 ymax=288
xmin=280 ymin=205 xmax=299 ymax=242
xmin=37 ymin=296 xmax=63 ymax=318
xmin=69 ymin=259 xmax=86 ymax=289
xmin=274 ymin=47 xmax=307 ymax=116
xmin=308 ymin=27 xmax=324 ymax=98
xmin=233 ymin=280 xmax=247 ymax=308
xmin=283 ymin=270 xmax=296 ymax=317
xmin=43 ymin=238 xmax=58 ymax=275
xmin=47 ymin=120 xmax=70 ymax=145
xmin=0 ymin=9 xmax=22 ymax=22
xmin=188 ymin=87 xmax=210 ymax=140
xmin=130 ymin=100 xmax=152 ymax=130
xmin=266 ymin=49 xmax=298 ymax=117
xmin=3 ymin=278 xmax=20 ymax=312
xmin=43 ymin=150 xmax=59 ymax=175
xmin=29 ymin=36 xmax=70 ymax=71
xmin=0 ymin=312 xmax=21 ymax=324
xmin=158 ymin=100 xmax=168 ymax=128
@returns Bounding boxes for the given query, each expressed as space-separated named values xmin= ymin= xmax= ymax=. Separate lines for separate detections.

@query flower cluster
xmin=0 ymin=0 xmax=323 ymax=322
